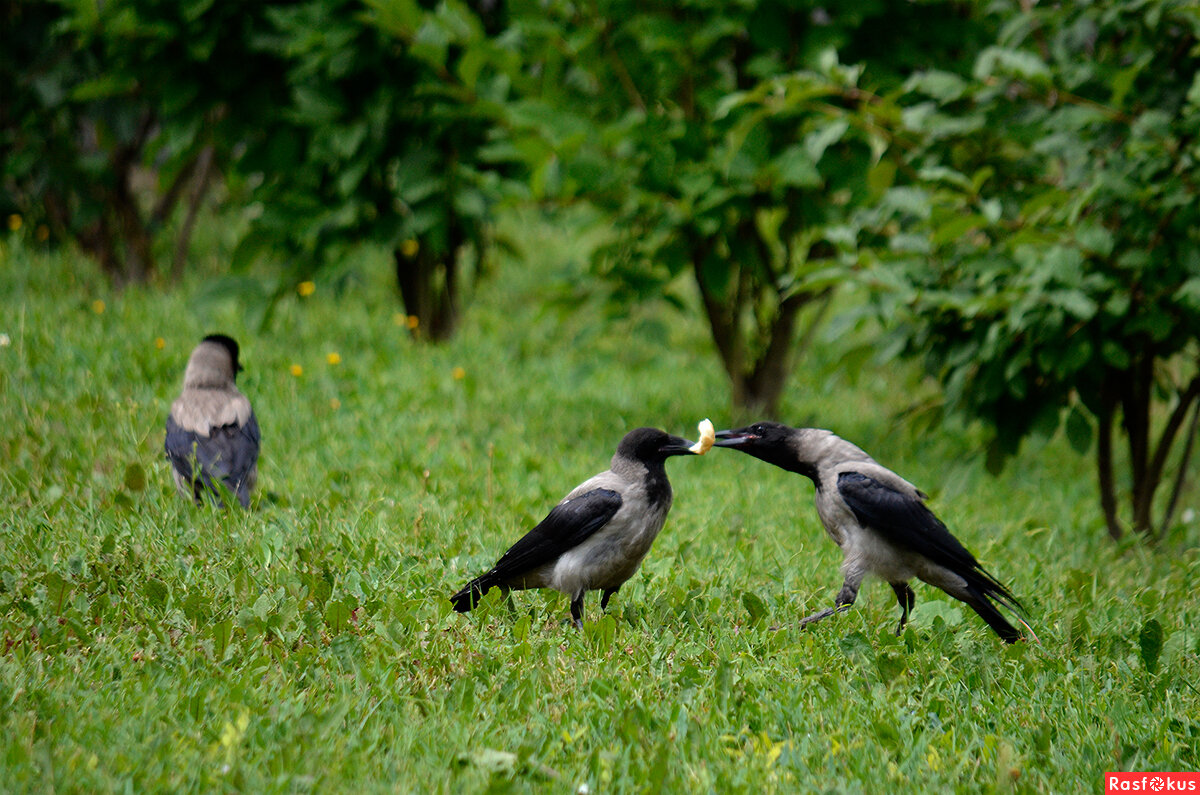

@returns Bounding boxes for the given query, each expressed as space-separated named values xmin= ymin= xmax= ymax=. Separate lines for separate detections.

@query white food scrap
xmin=690 ymin=418 xmax=716 ymax=455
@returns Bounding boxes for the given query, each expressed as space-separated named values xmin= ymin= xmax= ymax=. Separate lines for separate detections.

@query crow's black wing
xmin=488 ymin=488 xmax=623 ymax=581
xmin=165 ymin=413 xmax=259 ymax=506
xmin=225 ymin=411 xmax=260 ymax=506
xmin=165 ymin=415 xmax=218 ymax=499
xmin=837 ymin=471 xmax=1021 ymax=608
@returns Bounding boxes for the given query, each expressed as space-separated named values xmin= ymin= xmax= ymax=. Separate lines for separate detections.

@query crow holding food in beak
xmin=715 ymin=422 xmax=1031 ymax=643
xmin=165 ymin=334 xmax=260 ymax=509
xmin=450 ymin=426 xmax=705 ymax=627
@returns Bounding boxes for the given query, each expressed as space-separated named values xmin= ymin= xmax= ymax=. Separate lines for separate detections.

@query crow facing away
xmin=450 ymin=427 xmax=701 ymax=627
xmin=165 ymin=334 xmax=260 ymax=509
xmin=715 ymin=421 xmax=1032 ymax=643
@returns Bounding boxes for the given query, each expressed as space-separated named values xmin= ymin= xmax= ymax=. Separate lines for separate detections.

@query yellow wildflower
xmin=452 ymin=366 xmax=466 ymax=380
xmin=289 ymin=364 xmax=303 ymax=377
xmin=298 ymin=281 xmax=316 ymax=297
xmin=400 ymin=238 xmax=419 ymax=258
xmin=92 ymin=299 xmax=106 ymax=315
xmin=326 ymin=352 xmax=341 ymax=365
xmin=330 ymin=398 xmax=341 ymax=410
xmin=7 ymin=214 xmax=21 ymax=232
xmin=406 ymin=315 xmax=420 ymax=330
xmin=155 ymin=337 xmax=166 ymax=350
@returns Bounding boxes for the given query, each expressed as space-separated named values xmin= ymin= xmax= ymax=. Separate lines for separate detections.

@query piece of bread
xmin=690 ymin=418 xmax=715 ymax=455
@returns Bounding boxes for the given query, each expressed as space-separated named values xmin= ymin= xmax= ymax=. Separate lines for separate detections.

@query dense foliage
xmin=511 ymin=0 xmax=987 ymax=416
xmin=4 ymin=0 xmax=1199 ymax=541
xmin=0 ymin=0 xmax=279 ymax=283
xmin=883 ymin=0 xmax=1200 ymax=538
xmin=236 ymin=0 xmax=521 ymax=340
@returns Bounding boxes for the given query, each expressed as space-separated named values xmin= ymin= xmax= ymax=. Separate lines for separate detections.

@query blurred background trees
xmin=3 ymin=0 xmax=1198 ymax=541
xmin=880 ymin=0 xmax=1200 ymax=539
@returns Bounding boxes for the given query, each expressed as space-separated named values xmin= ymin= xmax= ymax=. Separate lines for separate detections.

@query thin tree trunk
xmin=1144 ymin=374 xmax=1200 ymax=523
xmin=1160 ymin=396 xmax=1200 ymax=538
xmin=1125 ymin=350 xmax=1155 ymax=534
xmin=394 ymin=236 xmax=462 ymax=342
xmin=172 ymin=145 xmax=216 ymax=280
xmin=1098 ymin=378 xmax=1123 ymax=540
xmin=692 ymin=254 xmax=745 ymax=396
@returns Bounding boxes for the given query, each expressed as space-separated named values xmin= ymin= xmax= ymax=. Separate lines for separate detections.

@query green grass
xmin=2 ymin=212 xmax=1199 ymax=793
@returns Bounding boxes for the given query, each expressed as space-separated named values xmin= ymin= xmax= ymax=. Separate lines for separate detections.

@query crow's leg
xmin=600 ymin=587 xmax=619 ymax=611
xmin=891 ymin=582 xmax=916 ymax=635
xmin=800 ymin=579 xmax=859 ymax=626
xmin=569 ymin=592 xmax=585 ymax=629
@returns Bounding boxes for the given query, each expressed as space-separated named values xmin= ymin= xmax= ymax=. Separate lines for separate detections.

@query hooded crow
xmin=714 ymin=422 xmax=1030 ymax=643
xmin=165 ymin=334 xmax=260 ymax=508
xmin=450 ymin=427 xmax=700 ymax=627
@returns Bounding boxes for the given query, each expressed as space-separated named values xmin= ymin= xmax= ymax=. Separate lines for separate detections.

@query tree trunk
xmin=1097 ymin=376 xmax=1123 ymax=540
xmin=691 ymin=255 xmax=832 ymax=419
xmin=394 ymin=232 xmax=462 ymax=343
xmin=172 ymin=145 xmax=217 ymax=281
xmin=1124 ymin=347 xmax=1155 ymax=534
xmin=1161 ymin=397 xmax=1200 ymax=537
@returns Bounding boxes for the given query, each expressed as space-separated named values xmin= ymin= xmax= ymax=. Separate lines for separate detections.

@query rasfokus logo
xmin=1106 ymin=773 xmax=1200 ymax=793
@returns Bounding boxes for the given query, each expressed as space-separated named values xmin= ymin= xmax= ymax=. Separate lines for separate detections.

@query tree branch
xmin=1160 ymin=392 xmax=1200 ymax=538
xmin=1145 ymin=373 xmax=1200 ymax=531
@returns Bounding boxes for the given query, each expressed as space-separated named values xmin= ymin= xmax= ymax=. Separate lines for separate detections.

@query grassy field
xmin=2 ymin=212 xmax=1199 ymax=793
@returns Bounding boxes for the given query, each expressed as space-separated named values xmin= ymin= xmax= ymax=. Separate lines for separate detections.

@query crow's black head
xmin=617 ymin=427 xmax=697 ymax=462
xmin=714 ymin=421 xmax=813 ymax=478
xmin=202 ymin=334 xmax=243 ymax=374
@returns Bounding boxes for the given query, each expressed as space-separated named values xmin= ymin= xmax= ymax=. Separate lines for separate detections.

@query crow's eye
xmin=752 ymin=424 xmax=765 ymax=435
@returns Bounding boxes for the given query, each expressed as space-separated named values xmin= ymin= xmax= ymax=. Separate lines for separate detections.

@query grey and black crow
xmin=450 ymin=427 xmax=700 ymax=627
xmin=165 ymin=334 xmax=260 ymax=509
xmin=714 ymin=422 xmax=1030 ymax=643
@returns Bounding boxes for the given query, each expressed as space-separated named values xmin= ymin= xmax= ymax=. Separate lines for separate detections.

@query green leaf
xmin=43 ymin=572 xmax=72 ymax=615
xmin=974 ymin=46 xmax=1051 ymax=85
xmin=741 ymin=591 xmax=768 ymax=624
xmin=325 ymin=599 xmax=352 ymax=633
xmin=68 ymin=75 xmax=137 ymax=101
xmin=774 ymin=145 xmax=821 ymax=188
xmin=1139 ymin=618 xmax=1163 ymax=674
xmin=123 ymin=462 xmax=147 ymax=492
xmin=805 ymin=119 xmax=849 ymax=163
xmin=868 ymin=160 xmax=897 ymax=198
xmin=904 ymin=70 xmax=967 ymax=103
xmin=143 ymin=578 xmax=169 ymax=607
xmin=1074 ymin=222 xmax=1114 ymax=258
xmin=211 ymin=618 xmax=232 ymax=660
xmin=1065 ymin=406 xmax=1093 ymax=454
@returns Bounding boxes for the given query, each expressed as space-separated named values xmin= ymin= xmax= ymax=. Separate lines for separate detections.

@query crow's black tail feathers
xmin=449 ymin=575 xmax=495 ymax=613
xmin=960 ymin=564 xmax=1038 ymax=643
xmin=963 ymin=588 xmax=1023 ymax=644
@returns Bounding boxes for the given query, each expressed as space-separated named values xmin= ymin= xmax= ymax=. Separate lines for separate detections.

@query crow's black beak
xmin=661 ymin=435 xmax=700 ymax=457
xmin=714 ymin=429 xmax=757 ymax=448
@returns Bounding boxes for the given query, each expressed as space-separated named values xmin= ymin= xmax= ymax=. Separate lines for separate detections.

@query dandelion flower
xmin=400 ymin=238 xmax=419 ymax=258
xmin=289 ymin=363 xmax=303 ymax=377
xmin=406 ymin=315 xmax=420 ymax=330
xmin=326 ymin=352 xmax=341 ymax=365
xmin=92 ymin=299 xmax=106 ymax=315
xmin=155 ymin=337 xmax=166 ymax=350
xmin=298 ymin=281 xmax=316 ymax=297
xmin=452 ymin=366 xmax=466 ymax=380
xmin=7 ymin=214 xmax=21 ymax=232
